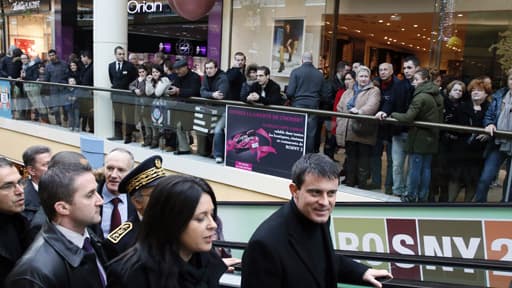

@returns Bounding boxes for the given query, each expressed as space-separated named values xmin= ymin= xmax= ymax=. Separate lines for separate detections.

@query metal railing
xmin=3 ymin=77 xmax=512 ymax=138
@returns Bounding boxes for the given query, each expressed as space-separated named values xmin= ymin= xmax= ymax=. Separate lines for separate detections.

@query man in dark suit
xmin=103 ymin=155 xmax=166 ymax=260
xmin=6 ymin=163 xmax=107 ymax=288
xmin=108 ymin=46 xmax=137 ymax=142
xmin=95 ymin=148 xmax=137 ymax=239
xmin=21 ymin=145 xmax=51 ymax=222
xmin=241 ymin=154 xmax=392 ymax=288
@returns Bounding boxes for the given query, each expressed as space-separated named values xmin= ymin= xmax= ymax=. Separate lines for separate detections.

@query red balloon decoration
xmin=168 ymin=0 xmax=216 ymax=21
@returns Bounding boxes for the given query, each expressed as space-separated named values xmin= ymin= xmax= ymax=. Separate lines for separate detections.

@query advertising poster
xmin=333 ymin=216 xmax=512 ymax=287
xmin=225 ymin=105 xmax=306 ymax=179
xmin=271 ymin=18 xmax=304 ymax=77
xmin=0 ymin=80 xmax=12 ymax=119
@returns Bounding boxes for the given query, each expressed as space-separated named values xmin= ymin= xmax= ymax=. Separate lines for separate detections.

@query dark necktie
xmin=117 ymin=62 xmax=121 ymax=72
xmin=110 ymin=197 xmax=121 ymax=233
xmin=83 ymin=237 xmax=107 ymax=287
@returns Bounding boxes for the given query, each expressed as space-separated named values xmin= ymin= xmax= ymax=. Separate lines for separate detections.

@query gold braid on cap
xmin=126 ymin=166 xmax=166 ymax=195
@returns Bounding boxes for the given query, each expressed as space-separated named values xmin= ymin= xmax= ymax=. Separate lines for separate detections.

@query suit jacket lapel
xmin=286 ymin=203 xmax=323 ymax=287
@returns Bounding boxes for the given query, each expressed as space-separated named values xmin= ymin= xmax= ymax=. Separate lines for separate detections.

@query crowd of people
xmin=329 ymin=56 xmax=512 ymax=203
xmin=0 ymin=148 xmax=392 ymax=288
xmin=2 ymin=45 xmax=512 ymax=203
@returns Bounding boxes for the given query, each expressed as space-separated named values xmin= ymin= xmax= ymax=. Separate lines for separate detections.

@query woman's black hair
xmin=137 ymin=175 xmax=217 ymax=287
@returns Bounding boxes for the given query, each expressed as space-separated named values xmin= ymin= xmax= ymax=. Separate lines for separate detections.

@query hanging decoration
xmin=168 ymin=0 xmax=215 ymax=21
xmin=439 ymin=0 xmax=455 ymax=41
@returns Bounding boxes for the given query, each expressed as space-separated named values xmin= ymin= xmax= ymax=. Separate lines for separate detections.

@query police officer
xmin=103 ymin=155 xmax=166 ymax=260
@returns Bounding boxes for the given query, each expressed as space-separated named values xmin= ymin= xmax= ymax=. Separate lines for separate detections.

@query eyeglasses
xmin=0 ymin=179 xmax=25 ymax=192
xmin=256 ymin=74 xmax=266 ymax=78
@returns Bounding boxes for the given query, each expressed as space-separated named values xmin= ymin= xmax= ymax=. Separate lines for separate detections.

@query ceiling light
xmin=386 ymin=23 xmax=391 ymax=26
xmin=390 ymin=14 xmax=401 ymax=21
xmin=417 ymin=33 xmax=421 ymax=37
xmin=384 ymin=36 xmax=388 ymax=39
xmin=341 ymin=26 xmax=348 ymax=30
xmin=393 ymin=39 xmax=397 ymax=42
xmin=328 ymin=31 xmax=333 ymax=34
xmin=387 ymin=41 xmax=391 ymax=44
xmin=354 ymin=29 xmax=361 ymax=33
xmin=401 ymin=28 xmax=405 ymax=31
xmin=378 ymin=20 xmax=384 ymax=23
xmin=369 ymin=33 xmax=374 ymax=37
xmin=413 ymin=24 xmax=418 ymax=28
xmin=457 ymin=13 xmax=463 ymax=17
xmin=401 ymin=42 xmax=405 ymax=45
xmin=326 ymin=21 xmax=330 ymax=24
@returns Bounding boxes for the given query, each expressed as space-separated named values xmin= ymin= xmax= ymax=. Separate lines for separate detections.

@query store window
xmin=231 ymin=0 xmax=334 ymax=81
xmin=8 ymin=14 xmax=52 ymax=58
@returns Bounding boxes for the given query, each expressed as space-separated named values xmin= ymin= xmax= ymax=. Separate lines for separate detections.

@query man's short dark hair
xmin=39 ymin=164 xmax=92 ymax=221
xmin=246 ymin=63 xmax=258 ymax=77
xmin=114 ymin=46 xmax=124 ymax=54
xmin=291 ymin=154 xmax=339 ymax=189
xmin=404 ymin=55 xmax=420 ymax=68
xmin=48 ymin=151 xmax=92 ymax=170
xmin=48 ymin=49 xmax=56 ymax=55
xmin=0 ymin=157 xmax=13 ymax=169
xmin=80 ymin=50 xmax=92 ymax=59
xmin=22 ymin=145 xmax=51 ymax=167
xmin=205 ymin=59 xmax=218 ymax=68
xmin=336 ymin=61 xmax=347 ymax=72
xmin=234 ymin=51 xmax=246 ymax=60
xmin=257 ymin=66 xmax=270 ymax=76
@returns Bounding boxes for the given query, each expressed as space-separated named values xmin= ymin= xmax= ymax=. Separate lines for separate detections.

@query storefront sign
xmin=11 ymin=0 xmax=40 ymax=11
xmin=225 ymin=105 xmax=306 ymax=179
xmin=127 ymin=0 xmax=163 ymax=14
xmin=3 ymin=0 xmax=49 ymax=14
xmin=333 ymin=216 xmax=512 ymax=287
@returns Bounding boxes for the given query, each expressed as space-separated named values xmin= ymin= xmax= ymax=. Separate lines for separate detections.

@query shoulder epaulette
xmin=107 ymin=222 xmax=133 ymax=244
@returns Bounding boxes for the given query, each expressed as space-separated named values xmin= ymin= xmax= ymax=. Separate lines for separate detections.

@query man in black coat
xmin=241 ymin=154 xmax=392 ymax=288
xmin=166 ymin=59 xmax=202 ymax=154
xmin=108 ymin=46 xmax=137 ymax=142
xmin=6 ymin=163 xmax=107 ymax=288
xmin=375 ymin=56 xmax=419 ymax=197
xmin=0 ymin=158 xmax=28 ymax=287
xmin=241 ymin=65 xmax=282 ymax=105
xmin=103 ymin=155 xmax=166 ymax=260
xmin=21 ymin=145 xmax=51 ymax=222
xmin=225 ymin=52 xmax=246 ymax=101
xmin=79 ymin=50 xmax=94 ymax=132
xmin=200 ymin=59 xmax=230 ymax=163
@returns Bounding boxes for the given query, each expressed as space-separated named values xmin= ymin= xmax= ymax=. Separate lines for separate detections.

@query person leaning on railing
xmin=444 ymin=79 xmax=490 ymax=202
xmin=475 ymin=68 xmax=512 ymax=202
xmin=145 ymin=64 xmax=172 ymax=150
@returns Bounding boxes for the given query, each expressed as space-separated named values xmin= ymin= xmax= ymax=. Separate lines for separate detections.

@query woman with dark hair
xmin=107 ymin=175 xmax=227 ymax=288
xmin=146 ymin=64 xmax=171 ymax=149
xmin=447 ymin=78 xmax=490 ymax=202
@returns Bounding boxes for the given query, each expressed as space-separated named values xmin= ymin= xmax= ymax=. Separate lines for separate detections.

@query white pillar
xmin=93 ymin=0 xmax=127 ymax=138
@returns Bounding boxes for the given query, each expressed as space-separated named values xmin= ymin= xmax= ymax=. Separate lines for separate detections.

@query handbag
xmin=350 ymin=119 xmax=376 ymax=137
